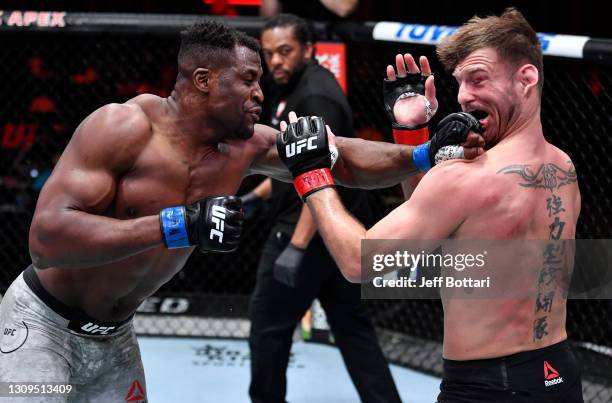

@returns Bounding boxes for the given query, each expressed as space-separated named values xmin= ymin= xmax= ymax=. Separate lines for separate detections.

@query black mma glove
xmin=412 ymin=112 xmax=484 ymax=172
xmin=273 ymin=243 xmax=306 ymax=287
xmin=383 ymin=72 xmax=432 ymax=145
xmin=276 ymin=116 xmax=335 ymax=200
xmin=159 ymin=196 xmax=243 ymax=253
xmin=239 ymin=191 xmax=263 ymax=220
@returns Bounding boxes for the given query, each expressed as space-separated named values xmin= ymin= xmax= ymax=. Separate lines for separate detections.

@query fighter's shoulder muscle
xmin=547 ymin=144 xmax=581 ymax=214
xmin=68 ymin=101 xmax=153 ymax=172
xmin=421 ymin=159 xmax=476 ymax=188
xmin=244 ymin=123 xmax=287 ymax=177
xmin=253 ymin=123 xmax=277 ymax=141
xmin=251 ymin=123 xmax=278 ymax=150
xmin=411 ymin=159 xmax=481 ymax=215
xmin=550 ymin=145 xmax=576 ymax=170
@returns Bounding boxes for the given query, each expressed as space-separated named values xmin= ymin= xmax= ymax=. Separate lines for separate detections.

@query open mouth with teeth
xmin=470 ymin=110 xmax=488 ymax=122
xmin=468 ymin=110 xmax=489 ymax=133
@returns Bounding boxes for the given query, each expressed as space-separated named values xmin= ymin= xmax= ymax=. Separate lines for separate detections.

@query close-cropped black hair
xmin=178 ymin=20 xmax=260 ymax=69
xmin=262 ymin=13 xmax=316 ymax=45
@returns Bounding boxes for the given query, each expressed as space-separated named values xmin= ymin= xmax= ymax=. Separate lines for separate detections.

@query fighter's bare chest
xmin=113 ymin=143 xmax=250 ymax=218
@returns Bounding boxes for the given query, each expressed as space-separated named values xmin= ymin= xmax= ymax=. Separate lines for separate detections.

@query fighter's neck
xmin=165 ymin=90 xmax=224 ymax=148
xmin=494 ymin=114 xmax=544 ymax=150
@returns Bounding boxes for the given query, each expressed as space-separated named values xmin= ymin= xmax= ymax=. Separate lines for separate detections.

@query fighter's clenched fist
xmin=276 ymin=116 xmax=335 ymax=201
xmin=160 ymin=196 xmax=244 ymax=253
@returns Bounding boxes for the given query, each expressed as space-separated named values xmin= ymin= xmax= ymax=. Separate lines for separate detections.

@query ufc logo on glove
xmin=209 ymin=205 xmax=226 ymax=243
xmin=277 ymin=116 xmax=336 ymax=201
xmin=160 ymin=196 xmax=243 ymax=253
xmin=285 ymin=137 xmax=317 ymax=157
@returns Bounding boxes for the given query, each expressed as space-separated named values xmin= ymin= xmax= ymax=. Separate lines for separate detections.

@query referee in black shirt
xmin=245 ymin=14 xmax=401 ymax=403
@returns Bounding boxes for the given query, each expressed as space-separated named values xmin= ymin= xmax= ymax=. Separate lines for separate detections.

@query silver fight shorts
xmin=0 ymin=267 xmax=147 ymax=402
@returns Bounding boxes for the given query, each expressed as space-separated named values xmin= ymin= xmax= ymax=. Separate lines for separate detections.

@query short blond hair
xmin=437 ymin=8 xmax=543 ymax=93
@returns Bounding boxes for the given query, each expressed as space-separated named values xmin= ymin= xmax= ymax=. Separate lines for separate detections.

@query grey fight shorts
xmin=0 ymin=267 xmax=147 ymax=403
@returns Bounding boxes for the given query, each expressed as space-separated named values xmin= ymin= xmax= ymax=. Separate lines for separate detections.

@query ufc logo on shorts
xmin=80 ymin=322 xmax=116 ymax=335
xmin=286 ymin=138 xmax=317 ymax=157
xmin=210 ymin=205 xmax=225 ymax=243
xmin=3 ymin=328 xmax=16 ymax=336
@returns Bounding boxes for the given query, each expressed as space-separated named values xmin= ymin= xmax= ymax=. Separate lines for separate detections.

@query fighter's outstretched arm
xmin=331 ymin=135 xmax=418 ymax=189
xmin=250 ymin=122 xmax=418 ymax=188
xmin=249 ymin=120 xmax=483 ymax=189
xmin=29 ymin=103 xmax=163 ymax=269
xmin=306 ymin=163 xmax=468 ymax=282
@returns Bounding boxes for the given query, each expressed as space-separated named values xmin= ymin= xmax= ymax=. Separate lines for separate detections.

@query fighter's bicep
xmin=39 ymin=160 xmax=118 ymax=214
xmin=38 ymin=103 xmax=149 ymax=213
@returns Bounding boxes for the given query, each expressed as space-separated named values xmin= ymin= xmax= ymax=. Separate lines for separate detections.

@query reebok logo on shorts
xmin=543 ymin=360 xmax=563 ymax=387
xmin=125 ymin=380 xmax=147 ymax=402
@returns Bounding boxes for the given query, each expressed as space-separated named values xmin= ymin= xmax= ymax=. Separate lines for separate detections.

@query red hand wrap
xmin=293 ymin=168 xmax=335 ymax=200
xmin=392 ymin=127 xmax=429 ymax=145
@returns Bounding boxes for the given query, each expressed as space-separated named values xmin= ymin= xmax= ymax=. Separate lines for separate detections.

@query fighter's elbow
xmin=344 ymin=273 xmax=361 ymax=283
xmin=30 ymin=253 xmax=49 ymax=270
xmin=29 ymin=235 xmax=55 ymax=269
xmin=28 ymin=219 xmax=60 ymax=269
xmin=29 ymin=243 xmax=53 ymax=269
xmin=340 ymin=262 xmax=363 ymax=283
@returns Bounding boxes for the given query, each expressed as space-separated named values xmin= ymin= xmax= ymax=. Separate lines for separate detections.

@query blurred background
xmin=0 ymin=0 xmax=608 ymax=37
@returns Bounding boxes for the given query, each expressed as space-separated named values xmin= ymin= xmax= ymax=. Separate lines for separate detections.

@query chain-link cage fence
xmin=0 ymin=18 xmax=610 ymax=402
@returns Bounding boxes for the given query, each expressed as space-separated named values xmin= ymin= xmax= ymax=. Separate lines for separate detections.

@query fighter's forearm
xmin=253 ymin=124 xmax=420 ymax=189
xmin=305 ymin=188 xmax=365 ymax=282
xmin=333 ymin=137 xmax=419 ymax=189
xmin=29 ymin=210 xmax=163 ymax=269
xmin=290 ymin=206 xmax=317 ymax=249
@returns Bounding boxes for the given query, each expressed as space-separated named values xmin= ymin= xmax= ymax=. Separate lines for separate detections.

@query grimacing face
xmin=211 ymin=46 xmax=264 ymax=140
xmin=453 ymin=48 xmax=525 ymax=148
xmin=261 ymin=26 xmax=312 ymax=85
